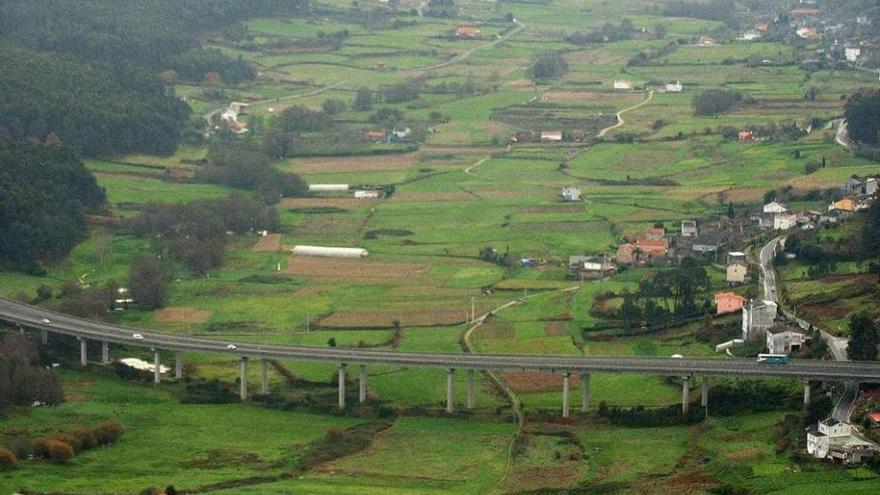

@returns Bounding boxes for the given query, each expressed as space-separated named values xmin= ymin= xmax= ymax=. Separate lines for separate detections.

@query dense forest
xmin=0 ymin=139 xmax=106 ymax=271
xmin=0 ymin=0 xmax=308 ymax=157
xmin=0 ymin=46 xmax=192 ymax=156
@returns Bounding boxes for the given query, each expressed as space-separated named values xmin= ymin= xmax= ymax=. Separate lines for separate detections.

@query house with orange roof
xmin=715 ymin=292 xmax=746 ymax=315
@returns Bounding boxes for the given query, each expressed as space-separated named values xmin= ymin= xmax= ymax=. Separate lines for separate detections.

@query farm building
xmin=541 ymin=130 xmax=563 ymax=142
xmin=616 ymin=243 xmax=636 ymax=264
xmin=560 ymin=185 xmax=582 ymax=202
xmin=456 ymin=27 xmax=481 ymax=38
xmin=292 ymin=246 xmax=368 ymax=258
xmin=841 ymin=177 xmax=864 ymax=195
xmin=796 ymin=27 xmax=819 ymax=39
xmin=354 ymin=190 xmax=380 ymax=199
xmin=766 ymin=327 xmax=806 ymax=355
xmin=309 ymin=184 xmax=349 ymax=192
xmin=726 ymin=262 xmax=748 ymax=284
xmin=681 ymin=220 xmax=698 ymax=237
xmin=613 ymin=80 xmax=633 ymax=90
xmin=763 ymin=201 xmax=788 ymax=214
xmin=738 ymin=130 xmax=755 ymax=142
xmin=363 ymin=130 xmax=388 ymax=142
xmin=665 ymin=81 xmax=683 ymax=92
xmin=635 ymin=238 xmax=668 ymax=260
xmin=698 ymin=36 xmax=716 ymax=46
xmin=845 ymin=47 xmax=862 ymax=62
xmin=742 ymin=299 xmax=777 ymax=342
xmin=715 ymin=292 xmax=746 ymax=315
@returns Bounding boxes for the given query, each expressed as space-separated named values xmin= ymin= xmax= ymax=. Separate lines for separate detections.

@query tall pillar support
xmin=359 ymin=365 xmax=367 ymax=403
xmin=174 ymin=351 xmax=182 ymax=379
xmin=239 ymin=357 xmax=248 ymax=401
xmin=701 ymin=376 xmax=709 ymax=410
xmin=446 ymin=368 xmax=455 ymax=414
xmin=41 ymin=329 xmax=48 ymax=345
xmin=580 ymin=373 xmax=591 ymax=413
xmin=261 ymin=359 xmax=269 ymax=394
xmin=681 ymin=376 xmax=690 ymax=415
xmin=153 ymin=350 xmax=161 ymax=385
xmin=466 ymin=369 xmax=475 ymax=409
xmin=101 ymin=341 xmax=110 ymax=364
xmin=338 ymin=364 xmax=347 ymax=410
xmin=804 ymin=382 xmax=811 ymax=406
xmin=79 ymin=339 xmax=88 ymax=367
xmin=562 ymin=373 xmax=571 ymax=418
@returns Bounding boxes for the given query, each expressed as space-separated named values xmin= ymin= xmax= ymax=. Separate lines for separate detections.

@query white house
xmin=665 ymin=81 xmax=683 ymax=92
xmin=773 ymin=213 xmax=798 ymax=231
xmin=766 ymin=328 xmax=806 ymax=354
xmin=740 ymin=30 xmax=762 ymax=41
xmin=309 ymin=184 xmax=349 ymax=192
xmin=613 ymin=80 xmax=633 ymax=90
xmin=742 ymin=299 xmax=777 ymax=342
xmin=292 ymin=246 xmax=368 ymax=258
xmin=807 ymin=418 xmax=880 ymax=463
xmin=681 ymin=220 xmax=698 ymax=237
xmin=845 ymin=47 xmax=862 ymax=63
xmin=561 ymin=185 xmax=582 ymax=202
xmin=763 ymin=201 xmax=788 ymax=214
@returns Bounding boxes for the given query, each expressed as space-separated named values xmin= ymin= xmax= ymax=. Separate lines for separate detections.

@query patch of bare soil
xmin=285 ymin=256 xmax=428 ymax=281
xmin=517 ymin=205 xmax=584 ymax=214
xmin=155 ymin=307 xmax=213 ymax=323
xmin=251 ymin=234 xmax=282 ymax=252
xmin=290 ymin=153 xmax=420 ymax=174
xmin=281 ymin=197 xmax=378 ymax=209
xmin=319 ymin=309 xmax=469 ymax=328
xmin=544 ymin=321 xmax=568 ymax=336
xmin=503 ymin=372 xmax=582 ymax=393
xmin=510 ymin=465 xmax=580 ymax=492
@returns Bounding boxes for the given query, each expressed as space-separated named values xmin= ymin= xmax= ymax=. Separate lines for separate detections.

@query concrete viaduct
xmin=4 ymin=297 xmax=880 ymax=417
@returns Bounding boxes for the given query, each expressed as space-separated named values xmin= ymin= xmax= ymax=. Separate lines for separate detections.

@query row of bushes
xmin=597 ymin=402 xmax=705 ymax=427
xmin=0 ymin=421 xmax=123 ymax=468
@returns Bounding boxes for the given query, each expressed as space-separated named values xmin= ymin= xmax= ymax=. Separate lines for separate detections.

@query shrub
xmin=46 ymin=439 xmax=74 ymax=463
xmin=32 ymin=437 xmax=51 ymax=458
xmin=0 ymin=446 xmax=17 ymax=469
xmin=69 ymin=427 xmax=98 ymax=451
xmin=92 ymin=421 xmax=124 ymax=445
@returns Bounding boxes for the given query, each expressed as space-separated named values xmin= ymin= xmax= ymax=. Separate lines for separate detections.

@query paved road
xmin=4 ymin=297 xmax=880 ymax=381
xmin=759 ymin=238 xmax=859 ymax=421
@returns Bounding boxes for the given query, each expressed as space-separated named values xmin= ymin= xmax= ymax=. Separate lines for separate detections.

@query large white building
xmin=742 ymin=299 xmax=777 ymax=342
xmin=763 ymin=201 xmax=788 ymax=214
xmin=766 ymin=328 xmax=806 ymax=354
xmin=807 ymin=418 xmax=880 ymax=464
xmin=773 ymin=213 xmax=798 ymax=231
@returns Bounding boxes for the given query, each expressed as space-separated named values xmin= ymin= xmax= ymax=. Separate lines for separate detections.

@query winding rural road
xmin=596 ymin=89 xmax=655 ymax=138
xmin=759 ymin=237 xmax=858 ymax=421
xmin=4 ymin=296 xmax=880 ymax=381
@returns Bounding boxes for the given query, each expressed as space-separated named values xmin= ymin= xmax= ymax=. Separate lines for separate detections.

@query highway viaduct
xmin=4 ymin=297 xmax=880 ymax=417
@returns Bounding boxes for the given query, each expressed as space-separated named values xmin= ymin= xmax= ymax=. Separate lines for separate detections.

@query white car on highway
xmin=226 ymin=344 xmax=237 ymax=350
xmin=132 ymin=333 xmax=144 ymax=340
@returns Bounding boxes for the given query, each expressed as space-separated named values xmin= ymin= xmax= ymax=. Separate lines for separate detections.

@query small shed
xmin=292 ymin=246 xmax=368 ymax=258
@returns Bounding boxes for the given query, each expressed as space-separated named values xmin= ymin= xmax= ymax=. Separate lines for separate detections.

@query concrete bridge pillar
xmin=101 ymin=341 xmax=110 ymax=365
xmin=701 ymin=376 xmax=709 ymax=410
xmin=446 ymin=368 xmax=455 ymax=414
xmin=562 ymin=373 xmax=571 ymax=418
xmin=153 ymin=350 xmax=161 ymax=385
xmin=681 ymin=376 xmax=690 ymax=415
xmin=41 ymin=329 xmax=48 ymax=345
xmin=581 ymin=373 xmax=591 ymax=413
xmin=174 ymin=351 xmax=182 ymax=380
xmin=260 ymin=359 xmax=269 ymax=394
xmin=359 ymin=365 xmax=367 ymax=403
xmin=338 ymin=364 xmax=347 ymax=410
xmin=803 ymin=382 xmax=811 ymax=405
xmin=239 ymin=357 xmax=248 ymax=401
xmin=79 ymin=339 xmax=87 ymax=367
xmin=466 ymin=369 xmax=475 ymax=409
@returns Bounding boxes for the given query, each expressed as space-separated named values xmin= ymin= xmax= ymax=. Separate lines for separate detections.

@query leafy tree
xmin=128 ymin=257 xmax=168 ymax=310
xmin=693 ymin=89 xmax=746 ymax=115
xmin=353 ymin=88 xmax=374 ymax=111
xmin=848 ymin=311 xmax=878 ymax=361
xmin=0 ymin=333 xmax=64 ymax=410
xmin=530 ymin=54 xmax=569 ymax=80
xmin=862 ymin=196 xmax=880 ymax=259
xmin=322 ymin=99 xmax=347 ymax=115
xmin=369 ymin=108 xmax=405 ymax=130
xmin=727 ymin=202 xmax=735 ymax=218
xmin=278 ymin=106 xmax=334 ymax=132
xmin=844 ymin=89 xmax=880 ymax=144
